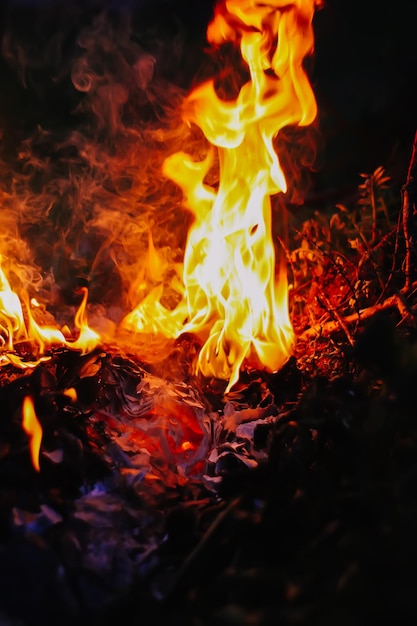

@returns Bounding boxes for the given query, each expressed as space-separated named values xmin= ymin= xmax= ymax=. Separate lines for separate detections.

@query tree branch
xmin=298 ymin=293 xmax=413 ymax=341
xmin=402 ymin=130 xmax=417 ymax=291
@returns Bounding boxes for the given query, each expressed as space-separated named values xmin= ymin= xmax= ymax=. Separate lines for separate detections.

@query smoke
xmin=0 ymin=1 xmax=210 ymax=321
xmin=0 ymin=0 xmax=316 ymax=343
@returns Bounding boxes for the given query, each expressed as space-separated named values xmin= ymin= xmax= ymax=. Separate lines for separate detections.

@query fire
xmin=1 ymin=0 xmax=318 ymax=394
xmin=0 ymin=256 xmax=26 ymax=354
xmin=124 ymin=0 xmax=318 ymax=391
xmin=22 ymin=395 xmax=42 ymax=472
xmin=66 ymin=287 xmax=101 ymax=354
xmin=0 ymin=256 xmax=100 ymax=369
xmin=63 ymin=387 xmax=78 ymax=402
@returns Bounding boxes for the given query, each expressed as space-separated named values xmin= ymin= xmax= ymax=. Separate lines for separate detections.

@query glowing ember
xmin=22 ymin=395 xmax=42 ymax=472
xmin=124 ymin=0 xmax=318 ymax=391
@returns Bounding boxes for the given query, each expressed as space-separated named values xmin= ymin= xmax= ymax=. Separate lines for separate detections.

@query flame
xmin=22 ymin=395 xmax=42 ymax=472
xmin=0 ymin=256 xmax=27 ymax=353
xmin=66 ymin=287 xmax=101 ymax=354
xmin=63 ymin=387 xmax=78 ymax=402
xmin=0 ymin=256 xmax=100 ymax=369
xmin=124 ymin=0 xmax=318 ymax=391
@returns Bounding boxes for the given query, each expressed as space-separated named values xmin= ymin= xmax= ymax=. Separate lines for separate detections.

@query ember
xmin=1 ymin=0 xmax=417 ymax=625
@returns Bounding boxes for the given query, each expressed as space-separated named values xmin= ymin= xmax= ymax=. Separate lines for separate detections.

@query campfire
xmin=1 ymin=0 xmax=417 ymax=624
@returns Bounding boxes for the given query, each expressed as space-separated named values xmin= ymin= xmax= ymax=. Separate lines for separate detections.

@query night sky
xmin=312 ymin=0 xmax=416 ymax=196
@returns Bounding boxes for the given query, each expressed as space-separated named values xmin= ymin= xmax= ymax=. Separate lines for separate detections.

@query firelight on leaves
xmin=124 ymin=0 xmax=318 ymax=391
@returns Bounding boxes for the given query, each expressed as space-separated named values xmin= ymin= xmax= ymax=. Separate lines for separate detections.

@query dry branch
xmin=298 ymin=293 xmax=413 ymax=341
xmin=402 ymin=130 xmax=417 ymax=292
xmin=163 ymin=496 xmax=242 ymax=602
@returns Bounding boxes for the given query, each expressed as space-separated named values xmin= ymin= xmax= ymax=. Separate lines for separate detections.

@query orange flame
xmin=66 ymin=287 xmax=101 ymax=354
xmin=63 ymin=387 xmax=78 ymax=402
xmin=0 ymin=255 xmax=27 ymax=353
xmin=0 ymin=256 xmax=100 ymax=369
xmin=124 ymin=0 xmax=318 ymax=391
xmin=22 ymin=395 xmax=42 ymax=472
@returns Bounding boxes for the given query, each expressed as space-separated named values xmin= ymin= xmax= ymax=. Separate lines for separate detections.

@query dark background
xmin=0 ymin=0 xmax=416 ymax=204
xmin=312 ymin=0 xmax=417 ymax=200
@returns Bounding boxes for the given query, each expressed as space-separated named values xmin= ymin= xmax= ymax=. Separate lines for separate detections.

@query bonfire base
xmin=1 ymin=312 xmax=417 ymax=626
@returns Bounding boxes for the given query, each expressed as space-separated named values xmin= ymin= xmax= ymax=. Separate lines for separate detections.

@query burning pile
xmin=1 ymin=0 xmax=319 ymax=474
xmin=4 ymin=0 xmax=416 ymax=624
xmin=1 ymin=0 xmax=319 ymax=388
xmin=0 ymin=1 xmax=324 ymax=618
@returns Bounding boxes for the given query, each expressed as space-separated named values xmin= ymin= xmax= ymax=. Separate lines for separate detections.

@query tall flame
xmin=124 ymin=0 xmax=318 ymax=391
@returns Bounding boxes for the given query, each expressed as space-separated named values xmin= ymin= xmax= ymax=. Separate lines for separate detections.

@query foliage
xmin=287 ymin=165 xmax=401 ymax=336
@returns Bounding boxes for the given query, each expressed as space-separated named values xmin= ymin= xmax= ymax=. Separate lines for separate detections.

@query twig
xmin=402 ymin=130 xmax=417 ymax=292
xmin=163 ymin=496 xmax=242 ymax=602
xmin=315 ymin=286 xmax=355 ymax=346
xmin=342 ymin=213 xmax=386 ymax=294
xmin=298 ymin=293 xmax=413 ymax=341
xmin=292 ymin=227 xmax=359 ymax=306
xmin=370 ymin=173 xmax=378 ymax=245
xmin=376 ymin=220 xmax=402 ymax=302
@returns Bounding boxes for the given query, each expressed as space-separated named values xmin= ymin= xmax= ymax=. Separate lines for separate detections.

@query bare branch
xmin=298 ymin=293 xmax=413 ymax=342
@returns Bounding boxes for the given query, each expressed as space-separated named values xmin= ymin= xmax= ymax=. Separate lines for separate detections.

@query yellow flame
xmin=0 ymin=257 xmax=100 ymax=368
xmin=124 ymin=0 xmax=318 ymax=391
xmin=27 ymin=305 xmax=67 ymax=354
xmin=22 ymin=395 xmax=42 ymax=472
xmin=66 ymin=287 xmax=101 ymax=354
xmin=0 ymin=256 xmax=27 ymax=350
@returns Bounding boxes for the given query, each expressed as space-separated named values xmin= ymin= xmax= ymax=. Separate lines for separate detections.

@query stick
xmin=315 ymin=286 xmax=355 ymax=346
xmin=402 ymin=130 xmax=417 ymax=292
xmin=163 ymin=496 xmax=242 ymax=602
xmin=298 ymin=293 xmax=412 ymax=341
